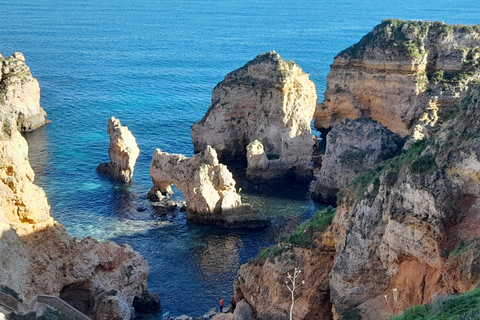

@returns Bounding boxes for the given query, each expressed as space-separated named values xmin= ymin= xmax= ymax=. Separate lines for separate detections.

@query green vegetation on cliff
xmin=339 ymin=138 xmax=436 ymax=202
xmin=284 ymin=206 xmax=336 ymax=246
xmin=391 ymin=288 xmax=480 ymax=320
xmin=249 ymin=207 xmax=336 ymax=264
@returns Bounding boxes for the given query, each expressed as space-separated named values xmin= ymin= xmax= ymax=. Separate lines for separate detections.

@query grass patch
xmin=284 ymin=207 xmax=336 ymax=246
xmin=249 ymin=244 xmax=291 ymax=265
xmin=391 ymin=288 xmax=480 ymax=319
xmin=451 ymin=241 xmax=470 ymax=256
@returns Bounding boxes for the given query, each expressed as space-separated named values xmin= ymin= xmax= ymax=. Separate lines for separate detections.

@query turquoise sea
xmin=2 ymin=0 xmax=480 ymax=317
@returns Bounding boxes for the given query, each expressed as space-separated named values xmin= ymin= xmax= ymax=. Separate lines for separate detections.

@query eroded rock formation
xmin=0 ymin=112 xmax=156 ymax=319
xmin=309 ymin=118 xmax=404 ymax=204
xmin=233 ymin=235 xmax=335 ymax=320
xmin=314 ymin=19 xmax=480 ymax=138
xmin=0 ymin=52 xmax=49 ymax=132
xmin=235 ymin=21 xmax=480 ymax=320
xmin=149 ymin=146 xmax=264 ymax=227
xmin=191 ymin=51 xmax=317 ymax=181
xmin=97 ymin=117 xmax=140 ymax=183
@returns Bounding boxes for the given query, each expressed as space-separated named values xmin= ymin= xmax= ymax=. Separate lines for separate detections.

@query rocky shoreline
xmin=3 ymin=18 xmax=480 ymax=320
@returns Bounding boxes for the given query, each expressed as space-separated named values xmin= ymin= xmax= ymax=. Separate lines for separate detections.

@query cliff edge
xmin=0 ymin=52 xmax=49 ymax=132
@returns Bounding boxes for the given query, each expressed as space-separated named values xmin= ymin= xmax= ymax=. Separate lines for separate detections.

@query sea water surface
xmin=2 ymin=0 xmax=480 ymax=317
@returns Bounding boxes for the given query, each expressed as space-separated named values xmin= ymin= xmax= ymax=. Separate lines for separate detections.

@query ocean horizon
xmin=3 ymin=0 xmax=480 ymax=317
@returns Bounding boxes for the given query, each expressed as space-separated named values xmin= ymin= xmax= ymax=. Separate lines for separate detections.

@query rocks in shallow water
xmin=191 ymin=51 xmax=317 ymax=181
xmin=149 ymin=146 xmax=266 ymax=227
xmin=97 ymin=117 xmax=140 ymax=183
xmin=310 ymin=118 xmax=404 ymax=204
xmin=0 ymin=52 xmax=50 ymax=131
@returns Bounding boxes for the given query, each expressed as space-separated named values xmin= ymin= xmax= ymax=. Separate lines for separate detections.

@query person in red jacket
xmin=219 ymin=298 xmax=224 ymax=313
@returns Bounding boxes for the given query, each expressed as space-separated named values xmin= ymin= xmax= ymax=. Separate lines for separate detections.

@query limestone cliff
xmin=314 ymin=19 xmax=480 ymax=139
xmin=235 ymin=21 xmax=480 ymax=320
xmin=328 ymin=84 xmax=480 ymax=318
xmin=309 ymin=118 xmax=404 ymax=204
xmin=191 ymin=51 xmax=317 ymax=181
xmin=0 ymin=113 xmax=157 ymax=319
xmin=97 ymin=117 xmax=140 ymax=183
xmin=0 ymin=52 xmax=49 ymax=132
xmin=149 ymin=146 xmax=265 ymax=227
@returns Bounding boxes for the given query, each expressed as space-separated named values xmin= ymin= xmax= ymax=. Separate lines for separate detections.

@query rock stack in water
xmin=0 ymin=106 xmax=158 ymax=319
xmin=0 ymin=52 xmax=49 ymax=131
xmin=233 ymin=20 xmax=480 ymax=320
xmin=149 ymin=146 xmax=265 ymax=227
xmin=191 ymin=51 xmax=317 ymax=181
xmin=97 ymin=117 xmax=140 ymax=183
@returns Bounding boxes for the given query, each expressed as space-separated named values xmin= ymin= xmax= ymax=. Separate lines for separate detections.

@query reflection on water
xmin=193 ymin=234 xmax=241 ymax=275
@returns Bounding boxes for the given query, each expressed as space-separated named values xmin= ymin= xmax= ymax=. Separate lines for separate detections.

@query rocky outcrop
xmin=0 ymin=52 xmax=49 ymax=132
xmin=309 ymin=118 xmax=404 ymax=204
xmin=149 ymin=146 xmax=265 ymax=227
xmin=96 ymin=117 xmax=140 ymax=183
xmin=0 ymin=112 xmax=156 ymax=319
xmin=191 ymin=51 xmax=317 ymax=181
xmin=235 ymin=21 xmax=480 ymax=320
xmin=314 ymin=19 xmax=480 ymax=138
xmin=233 ymin=240 xmax=335 ymax=320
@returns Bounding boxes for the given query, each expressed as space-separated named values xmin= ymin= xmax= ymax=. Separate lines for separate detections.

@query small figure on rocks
xmin=219 ymin=297 xmax=224 ymax=313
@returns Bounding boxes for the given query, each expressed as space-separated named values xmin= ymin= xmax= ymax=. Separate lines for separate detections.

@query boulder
xmin=233 ymin=299 xmax=253 ymax=320
xmin=149 ymin=146 xmax=265 ymax=227
xmin=191 ymin=51 xmax=317 ymax=181
xmin=309 ymin=118 xmax=404 ymax=204
xmin=0 ymin=52 xmax=49 ymax=131
xmin=97 ymin=117 xmax=140 ymax=183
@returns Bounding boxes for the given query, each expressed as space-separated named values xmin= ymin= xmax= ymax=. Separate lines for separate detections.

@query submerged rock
xmin=149 ymin=146 xmax=265 ymax=227
xmin=191 ymin=51 xmax=317 ymax=181
xmin=0 ymin=52 xmax=49 ymax=131
xmin=309 ymin=118 xmax=404 ymax=204
xmin=97 ymin=117 xmax=140 ymax=183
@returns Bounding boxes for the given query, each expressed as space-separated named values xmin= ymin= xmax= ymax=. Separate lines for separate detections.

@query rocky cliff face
xmin=314 ymin=19 xmax=480 ymax=138
xmin=149 ymin=146 xmax=264 ymax=227
xmin=97 ymin=117 xmax=140 ymax=183
xmin=0 ymin=52 xmax=49 ymax=132
xmin=329 ymin=84 xmax=480 ymax=318
xmin=191 ymin=51 xmax=317 ymax=181
xmin=235 ymin=20 xmax=480 ymax=320
xmin=0 ymin=112 xmax=156 ymax=319
xmin=309 ymin=118 xmax=404 ymax=204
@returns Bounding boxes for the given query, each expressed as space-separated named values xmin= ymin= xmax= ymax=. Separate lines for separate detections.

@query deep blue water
xmin=2 ymin=0 xmax=480 ymax=317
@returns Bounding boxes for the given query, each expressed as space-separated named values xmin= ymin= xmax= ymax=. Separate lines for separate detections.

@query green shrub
xmin=451 ymin=241 xmax=470 ymax=256
xmin=284 ymin=207 xmax=336 ymax=246
xmin=392 ymin=288 xmax=480 ymax=319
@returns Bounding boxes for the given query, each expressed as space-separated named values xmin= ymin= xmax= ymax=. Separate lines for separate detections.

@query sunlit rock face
xmin=0 ymin=109 xmax=155 ymax=319
xmin=0 ymin=52 xmax=49 ymax=132
xmin=191 ymin=51 xmax=317 ymax=181
xmin=97 ymin=117 xmax=140 ymax=183
xmin=234 ymin=20 xmax=480 ymax=320
xmin=309 ymin=118 xmax=404 ymax=204
xmin=315 ymin=19 xmax=480 ymax=139
xmin=149 ymin=146 xmax=265 ymax=227
xmin=328 ymin=83 xmax=480 ymax=319
xmin=233 ymin=243 xmax=335 ymax=320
